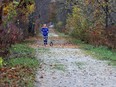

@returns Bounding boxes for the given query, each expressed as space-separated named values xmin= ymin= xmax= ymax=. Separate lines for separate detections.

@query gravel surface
xmin=35 ymin=29 xmax=116 ymax=87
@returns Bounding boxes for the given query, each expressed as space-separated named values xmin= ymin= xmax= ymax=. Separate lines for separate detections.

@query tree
xmin=35 ymin=0 xmax=51 ymax=24
xmin=0 ymin=5 xmax=3 ymax=25
xmin=0 ymin=0 xmax=36 ymax=57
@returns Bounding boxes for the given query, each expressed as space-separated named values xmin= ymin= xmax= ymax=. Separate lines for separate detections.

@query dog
xmin=50 ymin=41 xmax=53 ymax=46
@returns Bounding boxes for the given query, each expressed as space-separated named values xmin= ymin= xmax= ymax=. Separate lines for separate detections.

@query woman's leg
xmin=43 ymin=36 xmax=48 ymax=46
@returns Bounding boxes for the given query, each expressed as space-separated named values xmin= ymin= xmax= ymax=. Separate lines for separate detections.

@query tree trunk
xmin=105 ymin=0 xmax=109 ymax=28
xmin=0 ymin=5 xmax=3 ymax=25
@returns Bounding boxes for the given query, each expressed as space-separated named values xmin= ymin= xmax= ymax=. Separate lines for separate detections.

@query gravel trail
xmin=35 ymin=28 xmax=116 ymax=87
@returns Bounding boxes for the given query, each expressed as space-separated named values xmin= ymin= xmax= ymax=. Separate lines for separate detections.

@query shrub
xmin=66 ymin=6 xmax=116 ymax=49
xmin=66 ymin=6 xmax=88 ymax=40
xmin=105 ymin=26 xmax=116 ymax=49
xmin=55 ymin=21 xmax=64 ymax=32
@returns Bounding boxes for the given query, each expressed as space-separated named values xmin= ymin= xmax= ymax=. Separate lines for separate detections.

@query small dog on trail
xmin=50 ymin=41 xmax=53 ymax=46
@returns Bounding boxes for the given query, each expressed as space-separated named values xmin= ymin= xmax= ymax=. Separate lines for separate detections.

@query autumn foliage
xmin=65 ymin=0 xmax=116 ymax=49
xmin=0 ymin=0 xmax=35 ymax=57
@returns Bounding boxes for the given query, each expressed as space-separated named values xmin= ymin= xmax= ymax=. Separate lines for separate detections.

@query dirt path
xmin=35 ymin=28 xmax=116 ymax=87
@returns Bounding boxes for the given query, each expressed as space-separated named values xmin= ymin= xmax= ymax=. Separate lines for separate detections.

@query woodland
xmin=0 ymin=0 xmax=116 ymax=86
xmin=0 ymin=0 xmax=116 ymax=57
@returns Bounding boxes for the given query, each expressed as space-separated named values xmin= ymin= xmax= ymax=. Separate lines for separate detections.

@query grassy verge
xmin=0 ymin=40 xmax=39 ymax=87
xmin=70 ymin=38 xmax=116 ymax=66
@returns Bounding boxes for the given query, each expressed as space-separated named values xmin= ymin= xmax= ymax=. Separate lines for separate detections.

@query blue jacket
xmin=41 ymin=28 xmax=49 ymax=36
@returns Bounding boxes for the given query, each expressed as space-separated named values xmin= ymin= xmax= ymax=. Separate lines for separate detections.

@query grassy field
xmin=0 ymin=40 xmax=39 ymax=87
xmin=71 ymin=39 xmax=116 ymax=66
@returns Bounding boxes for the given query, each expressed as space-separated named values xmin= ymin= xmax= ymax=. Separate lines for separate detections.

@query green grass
xmin=53 ymin=63 xmax=65 ymax=71
xmin=8 ymin=43 xmax=39 ymax=68
xmin=10 ymin=44 xmax=35 ymax=54
xmin=1 ymin=42 xmax=39 ymax=86
xmin=8 ymin=57 xmax=39 ymax=67
xmin=9 ymin=44 xmax=35 ymax=59
xmin=71 ymin=39 xmax=116 ymax=65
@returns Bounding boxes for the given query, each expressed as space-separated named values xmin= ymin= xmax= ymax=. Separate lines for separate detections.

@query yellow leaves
xmin=73 ymin=6 xmax=81 ymax=13
xmin=18 ymin=2 xmax=35 ymax=16
xmin=3 ymin=3 xmax=16 ymax=16
xmin=2 ymin=2 xmax=18 ymax=25
xmin=85 ymin=0 xmax=95 ymax=5
xmin=72 ymin=6 xmax=84 ymax=24
xmin=72 ymin=6 xmax=81 ymax=19
xmin=3 ymin=1 xmax=35 ymax=17
xmin=13 ymin=1 xmax=19 ymax=6
xmin=3 ymin=5 xmax=9 ymax=16
xmin=66 ymin=6 xmax=87 ymax=36
xmin=27 ymin=4 xmax=35 ymax=14
xmin=0 ymin=57 xmax=3 ymax=66
xmin=3 ymin=7 xmax=8 ymax=16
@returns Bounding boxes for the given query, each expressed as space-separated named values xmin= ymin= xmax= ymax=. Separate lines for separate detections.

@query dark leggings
xmin=43 ymin=36 xmax=48 ymax=45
